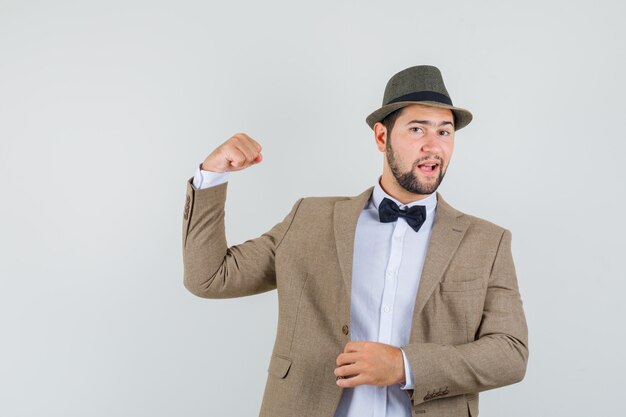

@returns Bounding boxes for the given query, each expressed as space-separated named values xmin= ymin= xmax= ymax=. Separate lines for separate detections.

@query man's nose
xmin=421 ymin=133 xmax=442 ymax=153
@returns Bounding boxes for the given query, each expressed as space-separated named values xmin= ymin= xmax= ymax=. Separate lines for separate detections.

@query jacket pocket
xmin=440 ymin=277 xmax=484 ymax=292
xmin=267 ymin=354 xmax=292 ymax=379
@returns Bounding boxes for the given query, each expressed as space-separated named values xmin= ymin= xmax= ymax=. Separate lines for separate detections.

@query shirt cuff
xmin=399 ymin=348 xmax=414 ymax=390
xmin=192 ymin=163 xmax=229 ymax=190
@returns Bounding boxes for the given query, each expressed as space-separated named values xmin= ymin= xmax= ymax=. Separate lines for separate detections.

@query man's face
xmin=377 ymin=103 xmax=455 ymax=196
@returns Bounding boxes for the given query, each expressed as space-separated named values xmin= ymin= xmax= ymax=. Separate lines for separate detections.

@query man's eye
xmin=410 ymin=127 xmax=423 ymax=133
xmin=440 ymin=130 xmax=450 ymax=136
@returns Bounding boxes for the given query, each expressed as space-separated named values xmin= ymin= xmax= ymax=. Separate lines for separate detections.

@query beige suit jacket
xmin=182 ymin=179 xmax=528 ymax=417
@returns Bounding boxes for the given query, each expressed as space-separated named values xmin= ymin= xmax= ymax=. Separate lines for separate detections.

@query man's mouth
xmin=416 ymin=161 xmax=440 ymax=175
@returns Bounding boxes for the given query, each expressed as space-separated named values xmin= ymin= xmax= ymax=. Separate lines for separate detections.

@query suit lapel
xmin=333 ymin=186 xmax=374 ymax=298
xmin=411 ymin=192 xmax=470 ymax=321
xmin=333 ymin=188 xmax=469 ymax=331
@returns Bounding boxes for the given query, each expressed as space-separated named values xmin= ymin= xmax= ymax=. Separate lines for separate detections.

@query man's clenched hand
xmin=201 ymin=132 xmax=263 ymax=173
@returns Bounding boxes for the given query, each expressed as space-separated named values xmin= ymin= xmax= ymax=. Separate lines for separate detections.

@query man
xmin=182 ymin=65 xmax=528 ymax=417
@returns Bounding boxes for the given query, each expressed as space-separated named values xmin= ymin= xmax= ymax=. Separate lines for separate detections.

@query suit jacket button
xmin=342 ymin=324 xmax=349 ymax=335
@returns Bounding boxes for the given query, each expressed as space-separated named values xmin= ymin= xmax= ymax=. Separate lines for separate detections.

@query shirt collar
xmin=371 ymin=176 xmax=438 ymax=213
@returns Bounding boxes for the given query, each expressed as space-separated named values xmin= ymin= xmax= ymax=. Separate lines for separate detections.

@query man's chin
xmin=397 ymin=176 xmax=443 ymax=196
xmin=399 ymin=183 xmax=440 ymax=196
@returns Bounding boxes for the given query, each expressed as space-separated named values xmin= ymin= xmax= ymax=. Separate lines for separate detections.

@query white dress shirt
xmin=333 ymin=175 xmax=437 ymax=417
xmin=192 ymin=164 xmax=438 ymax=417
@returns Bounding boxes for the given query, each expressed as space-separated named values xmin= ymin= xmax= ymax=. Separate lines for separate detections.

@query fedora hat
xmin=366 ymin=65 xmax=473 ymax=131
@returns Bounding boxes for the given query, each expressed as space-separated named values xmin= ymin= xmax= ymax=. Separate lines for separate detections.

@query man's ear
xmin=373 ymin=122 xmax=387 ymax=153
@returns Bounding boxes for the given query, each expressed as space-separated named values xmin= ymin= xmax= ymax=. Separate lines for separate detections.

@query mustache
xmin=412 ymin=155 xmax=444 ymax=167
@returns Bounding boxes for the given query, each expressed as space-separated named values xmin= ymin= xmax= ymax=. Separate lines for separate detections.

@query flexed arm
xmin=182 ymin=133 xmax=303 ymax=299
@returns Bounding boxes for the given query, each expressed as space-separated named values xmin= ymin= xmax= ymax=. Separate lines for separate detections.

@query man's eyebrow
xmin=406 ymin=119 xmax=454 ymax=127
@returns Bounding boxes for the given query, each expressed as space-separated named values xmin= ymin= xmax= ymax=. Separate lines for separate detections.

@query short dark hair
xmin=380 ymin=107 xmax=406 ymax=136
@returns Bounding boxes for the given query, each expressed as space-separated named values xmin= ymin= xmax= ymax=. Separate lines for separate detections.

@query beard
xmin=386 ymin=136 xmax=446 ymax=195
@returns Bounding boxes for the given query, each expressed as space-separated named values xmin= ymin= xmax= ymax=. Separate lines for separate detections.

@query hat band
xmin=387 ymin=91 xmax=453 ymax=106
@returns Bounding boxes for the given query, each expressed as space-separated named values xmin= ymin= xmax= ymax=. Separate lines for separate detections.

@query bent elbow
xmin=183 ymin=268 xmax=220 ymax=299
xmin=508 ymin=338 xmax=529 ymax=385
xmin=184 ymin=277 xmax=210 ymax=298
xmin=510 ymin=355 xmax=528 ymax=384
xmin=184 ymin=275 xmax=207 ymax=298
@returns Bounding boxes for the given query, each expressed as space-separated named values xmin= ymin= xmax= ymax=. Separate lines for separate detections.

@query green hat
xmin=366 ymin=65 xmax=473 ymax=131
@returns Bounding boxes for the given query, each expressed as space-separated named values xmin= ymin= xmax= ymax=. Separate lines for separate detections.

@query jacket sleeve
xmin=182 ymin=177 xmax=303 ymax=299
xmin=401 ymin=228 xmax=529 ymax=406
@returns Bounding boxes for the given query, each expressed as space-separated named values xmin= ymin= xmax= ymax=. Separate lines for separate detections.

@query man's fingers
xmin=201 ymin=132 xmax=263 ymax=173
xmin=336 ymin=373 xmax=366 ymax=388
xmin=237 ymin=132 xmax=262 ymax=152
xmin=229 ymin=139 xmax=256 ymax=162
xmin=224 ymin=142 xmax=261 ymax=170
xmin=335 ymin=342 xmax=405 ymax=387
xmin=233 ymin=132 xmax=262 ymax=154
xmin=343 ymin=341 xmax=364 ymax=353
xmin=232 ymin=136 xmax=262 ymax=166
xmin=223 ymin=147 xmax=248 ymax=169
xmin=334 ymin=363 xmax=359 ymax=378
xmin=231 ymin=146 xmax=256 ymax=167
xmin=336 ymin=352 xmax=359 ymax=366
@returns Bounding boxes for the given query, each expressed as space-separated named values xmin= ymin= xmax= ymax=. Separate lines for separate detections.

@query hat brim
xmin=366 ymin=101 xmax=473 ymax=131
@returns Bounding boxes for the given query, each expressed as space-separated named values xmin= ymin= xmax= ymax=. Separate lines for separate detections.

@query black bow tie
xmin=378 ymin=197 xmax=427 ymax=233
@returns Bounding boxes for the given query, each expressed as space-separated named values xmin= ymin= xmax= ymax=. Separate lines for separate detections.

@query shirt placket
xmin=374 ymin=215 xmax=408 ymax=416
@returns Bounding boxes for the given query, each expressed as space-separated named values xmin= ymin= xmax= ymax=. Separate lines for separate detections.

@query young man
xmin=182 ymin=65 xmax=528 ymax=417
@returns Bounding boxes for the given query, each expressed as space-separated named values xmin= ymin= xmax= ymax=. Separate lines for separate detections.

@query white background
xmin=1 ymin=0 xmax=625 ymax=416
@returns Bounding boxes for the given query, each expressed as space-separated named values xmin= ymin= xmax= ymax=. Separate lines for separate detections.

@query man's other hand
xmin=334 ymin=341 xmax=406 ymax=388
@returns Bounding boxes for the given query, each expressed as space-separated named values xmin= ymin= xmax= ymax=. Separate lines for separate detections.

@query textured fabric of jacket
xmin=182 ymin=179 xmax=529 ymax=417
